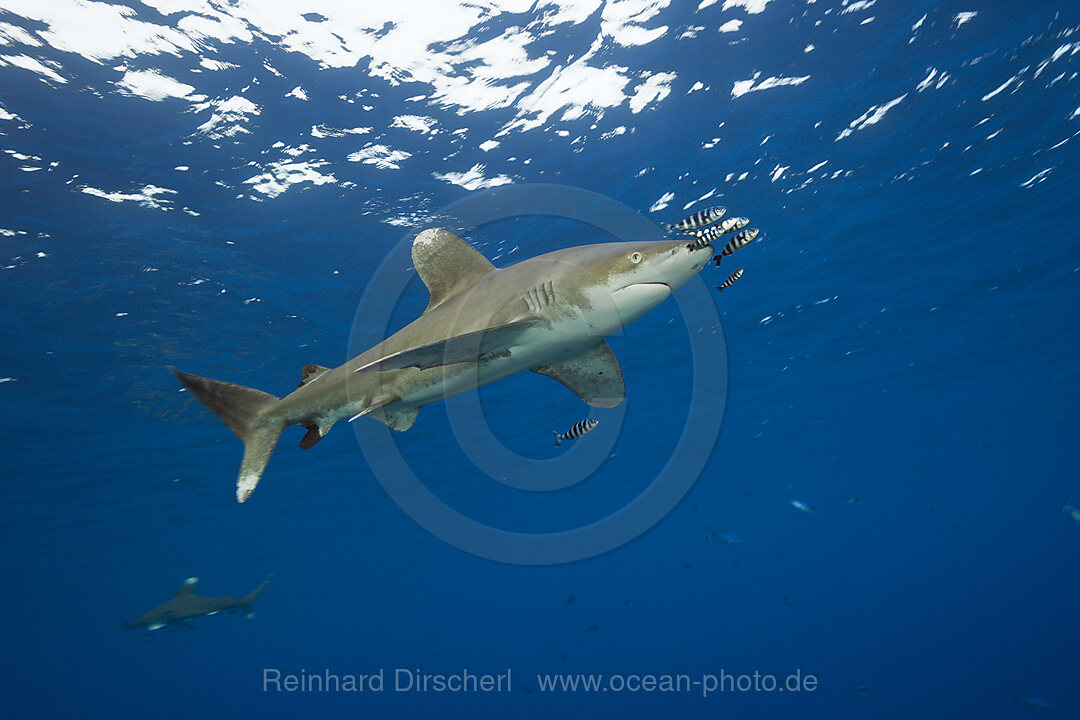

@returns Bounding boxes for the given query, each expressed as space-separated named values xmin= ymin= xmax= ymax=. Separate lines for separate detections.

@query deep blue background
xmin=1 ymin=1 xmax=1078 ymax=717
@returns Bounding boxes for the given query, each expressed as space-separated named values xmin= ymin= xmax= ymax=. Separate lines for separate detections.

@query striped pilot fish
xmin=685 ymin=215 xmax=749 ymax=238
xmin=686 ymin=217 xmax=751 ymax=251
xmin=716 ymin=268 xmax=744 ymax=291
xmin=713 ymin=228 xmax=759 ymax=265
xmin=663 ymin=206 xmax=726 ymax=234
xmin=554 ymin=418 xmax=600 ymax=446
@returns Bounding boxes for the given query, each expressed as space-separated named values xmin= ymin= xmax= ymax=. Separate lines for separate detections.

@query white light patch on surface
xmin=286 ymin=86 xmax=308 ymax=100
xmin=432 ymin=163 xmax=512 ymax=190
xmin=81 ymin=184 xmax=178 ymax=210
xmin=731 ymin=72 xmax=810 ymax=98
xmin=718 ymin=19 xmax=742 ymax=33
xmin=836 ymin=94 xmax=906 ymax=140
xmin=244 ymin=160 xmax=336 ymax=198
xmin=953 ymin=11 xmax=977 ymax=27
xmin=391 ymin=115 xmax=438 ymax=134
xmin=347 ymin=144 xmax=412 ymax=170
xmin=115 ymin=69 xmax=195 ymax=101
xmin=649 ymin=191 xmax=674 ymax=212
xmin=0 ymin=22 xmax=43 ymax=46
xmin=721 ymin=0 xmax=772 ymax=14
xmin=600 ymin=0 xmax=670 ymax=47
xmin=311 ymin=124 xmax=371 ymax=138
xmin=0 ymin=54 xmax=65 ymax=83
xmin=629 ymin=72 xmax=675 ymax=113
xmin=841 ymin=0 xmax=875 ymax=14
xmin=192 ymin=95 xmax=260 ymax=139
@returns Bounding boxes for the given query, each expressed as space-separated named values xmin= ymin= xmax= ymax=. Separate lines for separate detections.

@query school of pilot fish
xmin=663 ymin=204 xmax=761 ymax=292
xmin=551 ymin=204 xmax=762 ymax=446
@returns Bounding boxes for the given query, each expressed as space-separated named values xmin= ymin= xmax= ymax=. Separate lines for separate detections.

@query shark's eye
xmin=629 ymin=251 xmax=643 ymax=264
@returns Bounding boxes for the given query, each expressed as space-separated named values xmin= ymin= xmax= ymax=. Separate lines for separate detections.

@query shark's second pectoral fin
xmin=531 ymin=341 xmax=626 ymax=408
xmin=353 ymin=319 xmax=539 ymax=375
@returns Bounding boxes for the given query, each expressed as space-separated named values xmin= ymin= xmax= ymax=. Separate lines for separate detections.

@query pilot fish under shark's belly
xmin=170 ymin=227 xmax=713 ymax=503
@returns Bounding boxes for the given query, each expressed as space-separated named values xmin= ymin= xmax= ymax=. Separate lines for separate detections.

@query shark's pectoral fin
xmin=353 ymin=319 xmax=540 ymax=375
xmin=413 ymin=228 xmax=497 ymax=312
xmin=532 ymin=341 xmax=626 ymax=408
xmin=367 ymin=405 xmax=419 ymax=432
xmin=298 ymin=364 xmax=331 ymax=387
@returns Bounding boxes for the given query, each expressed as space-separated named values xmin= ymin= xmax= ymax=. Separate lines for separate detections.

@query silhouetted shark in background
xmin=123 ymin=576 xmax=270 ymax=631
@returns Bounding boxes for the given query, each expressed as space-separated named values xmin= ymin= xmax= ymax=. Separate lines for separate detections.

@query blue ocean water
xmin=2 ymin=1 xmax=1079 ymax=717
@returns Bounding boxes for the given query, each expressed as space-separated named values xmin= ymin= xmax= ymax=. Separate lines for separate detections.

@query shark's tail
xmin=168 ymin=367 xmax=284 ymax=503
xmin=240 ymin=574 xmax=272 ymax=620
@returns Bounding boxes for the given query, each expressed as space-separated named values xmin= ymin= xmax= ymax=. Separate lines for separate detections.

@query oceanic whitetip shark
xmin=170 ymin=228 xmax=712 ymax=502
xmin=123 ymin=576 xmax=271 ymax=631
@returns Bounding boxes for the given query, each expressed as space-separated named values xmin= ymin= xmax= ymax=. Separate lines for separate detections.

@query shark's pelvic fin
xmin=531 ymin=341 xmax=626 ymax=408
xmin=353 ymin=319 xmax=540 ymax=375
xmin=298 ymin=364 xmax=331 ymax=387
xmin=168 ymin=367 xmax=285 ymax=503
xmin=367 ymin=404 xmax=420 ymax=432
xmin=413 ymin=228 xmax=496 ymax=312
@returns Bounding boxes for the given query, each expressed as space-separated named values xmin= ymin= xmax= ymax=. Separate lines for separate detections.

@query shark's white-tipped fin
xmin=412 ymin=229 xmax=496 ymax=312
xmin=175 ymin=577 xmax=198 ymax=598
xmin=531 ymin=341 xmax=626 ymax=408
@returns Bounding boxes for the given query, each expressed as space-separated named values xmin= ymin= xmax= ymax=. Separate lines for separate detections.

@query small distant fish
xmin=1062 ymin=499 xmax=1080 ymax=523
xmin=664 ymin=206 xmax=726 ymax=234
xmin=716 ymin=268 xmax=743 ymax=292
xmin=717 ymin=532 xmax=743 ymax=545
xmin=554 ymin=418 xmax=599 ymax=446
xmin=1013 ymin=694 xmax=1052 ymax=710
xmin=789 ymin=499 xmax=815 ymax=513
xmin=713 ymin=228 xmax=760 ymax=265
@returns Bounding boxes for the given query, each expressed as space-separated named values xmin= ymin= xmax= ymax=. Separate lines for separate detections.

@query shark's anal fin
xmin=353 ymin=319 xmax=539 ymax=375
xmin=413 ymin=229 xmax=496 ymax=312
xmin=531 ymin=341 xmax=626 ymax=408
xmin=298 ymin=364 xmax=331 ymax=387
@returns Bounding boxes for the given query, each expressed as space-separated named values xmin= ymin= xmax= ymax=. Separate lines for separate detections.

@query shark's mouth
xmin=612 ymin=282 xmax=672 ymax=316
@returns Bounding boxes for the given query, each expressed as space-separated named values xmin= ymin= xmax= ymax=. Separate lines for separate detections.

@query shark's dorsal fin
xmin=353 ymin=319 xmax=540 ymax=375
xmin=531 ymin=341 xmax=626 ymax=408
xmin=412 ymin=229 xmax=496 ymax=313
xmin=175 ymin=577 xmax=199 ymax=598
xmin=298 ymin=364 xmax=331 ymax=387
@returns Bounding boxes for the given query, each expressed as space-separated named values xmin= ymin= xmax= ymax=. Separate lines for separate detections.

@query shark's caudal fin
xmin=240 ymin=575 xmax=272 ymax=619
xmin=168 ymin=367 xmax=284 ymax=503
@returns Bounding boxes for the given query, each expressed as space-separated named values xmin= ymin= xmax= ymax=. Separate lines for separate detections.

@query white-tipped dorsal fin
xmin=176 ymin=577 xmax=199 ymax=597
xmin=412 ymin=229 xmax=496 ymax=312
